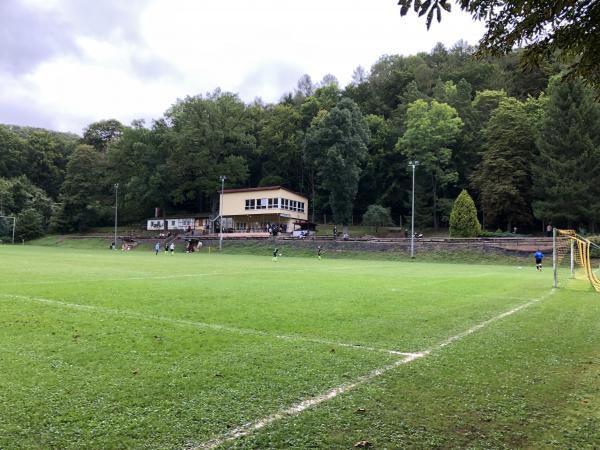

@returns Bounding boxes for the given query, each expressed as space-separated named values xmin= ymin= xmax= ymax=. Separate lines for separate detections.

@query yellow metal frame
xmin=558 ymin=229 xmax=600 ymax=292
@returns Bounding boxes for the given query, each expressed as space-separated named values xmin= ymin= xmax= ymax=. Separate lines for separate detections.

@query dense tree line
xmin=1 ymin=42 xmax=599 ymax=240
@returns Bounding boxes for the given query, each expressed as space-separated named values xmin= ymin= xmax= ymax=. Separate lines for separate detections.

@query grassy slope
xmin=0 ymin=245 xmax=598 ymax=449
xmin=28 ymin=235 xmax=531 ymax=265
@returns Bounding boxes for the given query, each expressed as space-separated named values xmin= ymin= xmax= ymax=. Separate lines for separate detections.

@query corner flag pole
xmin=553 ymin=227 xmax=558 ymax=288
xmin=219 ymin=175 xmax=226 ymax=251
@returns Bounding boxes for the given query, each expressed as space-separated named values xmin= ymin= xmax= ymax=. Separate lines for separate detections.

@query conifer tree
xmin=449 ymin=190 xmax=481 ymax=237
xmin=533 ymin=78 xmax=600 ymax=231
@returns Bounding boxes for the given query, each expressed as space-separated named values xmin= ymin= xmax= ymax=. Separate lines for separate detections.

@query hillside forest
xmin=1 ymin=42 xmax=600 ymax=240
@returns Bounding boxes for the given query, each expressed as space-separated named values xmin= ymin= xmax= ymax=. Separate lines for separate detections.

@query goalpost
xmin=553 ymin=228 xmax=600 ymax=292
xmin=0 ymin=215 xmax=16 ymax=244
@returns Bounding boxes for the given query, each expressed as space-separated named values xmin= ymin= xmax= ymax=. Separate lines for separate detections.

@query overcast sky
xmin=0 ymin=0 xmax=485 ymax=134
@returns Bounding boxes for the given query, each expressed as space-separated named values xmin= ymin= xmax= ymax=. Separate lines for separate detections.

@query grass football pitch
xmin=1 ymin=245 xmax=599 ymax=449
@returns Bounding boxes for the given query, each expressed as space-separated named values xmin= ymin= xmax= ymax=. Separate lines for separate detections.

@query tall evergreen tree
xmin=533 ymin=78 xmax=600 ymax=231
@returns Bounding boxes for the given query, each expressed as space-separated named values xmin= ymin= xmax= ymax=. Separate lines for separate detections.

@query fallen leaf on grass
xmin=354 ymin=440 xmax=372 ymax=448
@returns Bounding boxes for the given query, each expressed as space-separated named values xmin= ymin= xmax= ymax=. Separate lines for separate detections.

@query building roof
xmin=146 ymin=213 xmax=210 ymax=220
xmin=222 ymin=186 xmax=306 ymax=198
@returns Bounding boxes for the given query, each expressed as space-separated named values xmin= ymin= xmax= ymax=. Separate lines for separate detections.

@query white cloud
xmin=0 ymin=0 xmax=486 ymax=133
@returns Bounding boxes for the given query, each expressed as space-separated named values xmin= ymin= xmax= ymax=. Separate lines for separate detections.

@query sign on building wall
xmin=147 ymin=219 xmax=164 ymax=230
xmin=146 ymin=218 xmax=195 ymax=231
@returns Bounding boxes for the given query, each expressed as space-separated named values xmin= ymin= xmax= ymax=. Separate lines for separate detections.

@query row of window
xmin=244 ymin=197 xmax=305 ymax=212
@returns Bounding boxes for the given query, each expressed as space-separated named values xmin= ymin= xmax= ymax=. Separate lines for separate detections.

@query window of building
xmin=298 ymin=202 xmax=305 ymax=213
xmin=245 ymin=199 xmax=255 ymax=210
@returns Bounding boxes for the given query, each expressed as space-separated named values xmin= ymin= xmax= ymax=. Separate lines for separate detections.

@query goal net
xmin=554 ymin=229 xmax=600 ymax=292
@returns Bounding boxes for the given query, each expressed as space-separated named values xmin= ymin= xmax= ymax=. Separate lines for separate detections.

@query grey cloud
xmin=0 ymin=96 xmax=67 ymax=131
xmin=0 ymin=0 xmax=176 ymax=79
xmin=0 ymin=2 xmax=78 ymax=73
xmin=237 ymin=62 xmax=305 ymax=103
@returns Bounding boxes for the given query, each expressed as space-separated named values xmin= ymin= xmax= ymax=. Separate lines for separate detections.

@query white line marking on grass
xmin=189 ymin=289 xmax=556 ymax=450
xmin=0 ymin=294 xmax=407 ymax=356
xmin=2 ymin=265 xmax=394 ymax=286
xmin=432 ymin=290 xmax=555 ymax=351
xmin=190 ymin=352 xmax=426 ymax=450
xmin=1 ymin=264 xmax=499 ymax=287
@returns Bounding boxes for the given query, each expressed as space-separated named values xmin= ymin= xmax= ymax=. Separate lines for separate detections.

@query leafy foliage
xmin=53 ymin=145 xmax=111 ymax=232
xmin=532 ymin=77 xmax=600 ymax=230
xmin=304 ymin=98 xmax=370 ymax=225
xmin=2 ymin=42 xmax=598 ymax=234
xmin=362 ymin=204 xmax=394 ymax=232
xmin=471 ymin=97 xmax=538 ymax=230
xmin=397 ymin=99 xmax=463 ymax=229
xmin=82 ymin=119 xmax=125 ymax=152
xmin=398 ymin=0 xmax=600 ymax=89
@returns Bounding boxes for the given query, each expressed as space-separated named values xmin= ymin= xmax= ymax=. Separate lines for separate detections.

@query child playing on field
xmin=534 ymin=249 xmax=544 ymax=271
xmin=154 ymin=242 xmax=160 ymax=255
xmin=272 ymin=248 xmax=280 ymax=261
xmin=317 ymin=246 xmax=323 ymax=260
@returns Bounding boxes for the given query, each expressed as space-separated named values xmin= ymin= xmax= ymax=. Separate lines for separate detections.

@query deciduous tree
xmin=362 ymin=204 xmax=394 ymax=232
xmin=304 ymin=98 xmax=370 ymax=229
xmin=397 ymin=0 xmax=600 ymax=88
xmin=471 ymin=97 xmax=537 ymax=230
xmin=397 ymin=99 xmax=463 ymax=229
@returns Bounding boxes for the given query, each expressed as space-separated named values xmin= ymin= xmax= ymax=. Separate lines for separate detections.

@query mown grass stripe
xmin=190 ymin=290 xmax=555 ymax=450
xmin=0 ymin=293 xmax=408 ymax=356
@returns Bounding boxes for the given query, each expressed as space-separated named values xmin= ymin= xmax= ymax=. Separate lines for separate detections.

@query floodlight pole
xmin=114 ymin=183 xmax=119 ymax=250
xmin=409 ymin=161 xmax=419 ymax=259
xmin=219 ymin=175 xmax=226 ymax=251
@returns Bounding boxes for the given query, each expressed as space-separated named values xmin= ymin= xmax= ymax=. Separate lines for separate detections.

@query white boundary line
xmin=0 ymin=265 xmax=508 ymax=287
xmin=190 ymin=289 xmax=555 ymax=450
xmin=0 ymin=294 xmax=408 ymax=357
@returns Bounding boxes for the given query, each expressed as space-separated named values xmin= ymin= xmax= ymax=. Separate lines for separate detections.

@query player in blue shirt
xmin=534 ymin=249 xmax=544 ymax=271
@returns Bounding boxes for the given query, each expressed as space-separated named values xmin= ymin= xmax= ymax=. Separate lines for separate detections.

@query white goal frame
xmin=0 ymin=215 xmax=16 ymax=244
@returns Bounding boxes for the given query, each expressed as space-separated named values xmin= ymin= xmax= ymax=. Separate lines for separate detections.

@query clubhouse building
xmin=145 ymin=186 xmax=310 ymax=237
xmin=220 ymin=186 xmax=309 ymax=234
